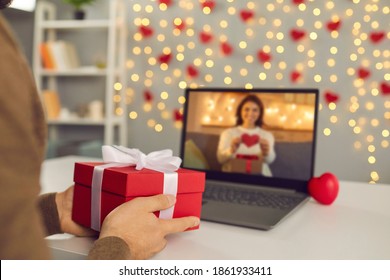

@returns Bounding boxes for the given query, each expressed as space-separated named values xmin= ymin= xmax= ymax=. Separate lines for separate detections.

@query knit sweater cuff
xmin=38 ymin=192 xmax=62 ymax=236
xmin=88 ymin=236 xmax=131 ymax=259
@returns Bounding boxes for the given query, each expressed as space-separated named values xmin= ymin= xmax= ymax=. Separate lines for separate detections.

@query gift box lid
xmin=74 ymin=162 xmax=205 ymax=197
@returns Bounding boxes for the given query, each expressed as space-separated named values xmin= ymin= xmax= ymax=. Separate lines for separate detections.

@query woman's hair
xmin=235 ymin=94 xmax=264 ymax=127
xmin=0 ymin=0 xmax=12 ymax=9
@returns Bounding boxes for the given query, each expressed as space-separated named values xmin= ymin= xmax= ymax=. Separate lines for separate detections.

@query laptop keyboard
xmin=203 ymin=183 xmax=306 ymax=210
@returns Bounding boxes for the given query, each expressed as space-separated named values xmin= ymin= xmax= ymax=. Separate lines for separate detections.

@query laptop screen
xmin=180 ymin=88 xmax=319 ymax=192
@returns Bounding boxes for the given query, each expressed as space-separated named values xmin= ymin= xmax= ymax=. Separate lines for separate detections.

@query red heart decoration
xmin=199 ymin=31 xmax=213 ymax=44
xmin=357 ymin=67 xmax=371 ymax=79
xmin=173 ymin=109 xmax=183 ymax=122
xmin=290 ymin=29 xmax=306 ymax=41
xmin=139 ymin=25 xmax=154 ymax=38
xmin=370 ymin=31 xmax=385 ymax=43
xmin=202 ymin=0 xmax=215 ymax=11
xmin=326 ymin=20 xmax=341 ymax=32
xmin=158 ymin=53 xmax=172 ymax=64
xmin=292 ymin=0 xmax=305 ymax=5
xmin=380 ymin=82 xmax=390 ymax=95
xmin=187 ymin=65 xmax=199 ymax=78
xmin=221 ymin=42 xmax=233 ymax=56
xmin=324 ymin=91 xmax=339 ymax=104
xmin=241 ymin=133 xmax=260 ymax=148
xmin=290 ymin=70 xmax=301 ymax=83
xmin=308 ymin=172 xmax=339 ymax=205
xmin=257 ymin=50 xmax=272 ymax=63
xmin=158 ymin=0 xmax=172 ymax=7
xmin=240 ymin=10 xmax=254 ymax=22
xmin=144 ymin=90 xmax=153 ymax=102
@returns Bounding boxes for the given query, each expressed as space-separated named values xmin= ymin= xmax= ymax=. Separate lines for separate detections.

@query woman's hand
xmin=55 ymin=185 xmax=97 ymax=237
xmin=230 ymin=136 xmax=242 ymax=154
xmin=259 ymin=138 xmax=270 ymax=157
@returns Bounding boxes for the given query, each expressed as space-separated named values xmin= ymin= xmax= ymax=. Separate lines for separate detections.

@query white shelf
xmin=47 ymin=117 xmax=124 ymax=126
xmin=33 ymin=0 xmax=128 ymax=149
xmin=41 ymin=66 xmax=107 ymax=76
xmin=40 ymin=19 xmax=110 ymax=29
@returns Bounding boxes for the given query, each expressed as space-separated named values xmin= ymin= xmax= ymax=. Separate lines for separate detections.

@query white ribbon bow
xmin=90 ymin=145 xmax=182 ymax=231
xmin=102 ymin=145 xmax=182 ymax=172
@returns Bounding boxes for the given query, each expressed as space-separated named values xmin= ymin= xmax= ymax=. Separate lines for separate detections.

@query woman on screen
xmin=217 ymin=94 xmax=276 ymax=176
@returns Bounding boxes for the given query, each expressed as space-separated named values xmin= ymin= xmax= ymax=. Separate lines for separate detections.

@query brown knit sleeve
xmin=37 ymin=193 xmax=62 ymax=236
xmin=88 ymin=236 xmax=131 ymax=259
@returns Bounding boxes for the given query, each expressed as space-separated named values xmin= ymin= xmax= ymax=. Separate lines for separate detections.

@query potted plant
xmin=62 ymin=0 xmax=97 ymax=20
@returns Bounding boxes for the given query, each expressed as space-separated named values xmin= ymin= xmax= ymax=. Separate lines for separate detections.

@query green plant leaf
xmin=62 ymin=0 xmax=97 ymax=10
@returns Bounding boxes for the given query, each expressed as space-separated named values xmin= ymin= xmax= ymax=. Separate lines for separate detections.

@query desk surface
xmin=41 ymin=156 xmax=390 ymax=260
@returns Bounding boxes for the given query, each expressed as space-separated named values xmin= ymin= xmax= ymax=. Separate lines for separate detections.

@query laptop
xmin=180 ymin=87 xmax=319 ymax=230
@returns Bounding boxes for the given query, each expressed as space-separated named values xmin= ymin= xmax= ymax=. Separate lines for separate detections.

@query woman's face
xmin=241 ymin=101 xmax=260 ymax=127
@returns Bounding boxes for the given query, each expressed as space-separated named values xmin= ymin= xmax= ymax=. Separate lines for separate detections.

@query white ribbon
xmin=90 ymin=145 xmax=182 ymax=231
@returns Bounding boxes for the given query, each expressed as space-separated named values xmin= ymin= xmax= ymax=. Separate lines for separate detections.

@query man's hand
xmin=99 ymin=194 xmax=200 ymax=260
xmin=55 ymin=185 xmax=97 ymax=237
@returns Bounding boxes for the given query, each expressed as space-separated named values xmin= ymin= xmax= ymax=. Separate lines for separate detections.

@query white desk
xmin=41 ymin=156 xmax=390 ymax=260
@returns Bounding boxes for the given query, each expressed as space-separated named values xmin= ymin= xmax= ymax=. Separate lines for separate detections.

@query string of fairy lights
xmin=113 ymin=0 xmax=389 ymax=183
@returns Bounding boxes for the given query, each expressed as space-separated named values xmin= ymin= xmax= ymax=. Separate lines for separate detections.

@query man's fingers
xmin=159 ymin=216 xmax=200 ymax=234
xmin=129 ymin=194 xmax=176 ymax=212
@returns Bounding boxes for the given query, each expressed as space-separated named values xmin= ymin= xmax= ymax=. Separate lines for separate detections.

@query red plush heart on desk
xmin=308 ymin=173 xmax=339 ymax=205
xmin=241 ymin=133 xmax=259 ymax=148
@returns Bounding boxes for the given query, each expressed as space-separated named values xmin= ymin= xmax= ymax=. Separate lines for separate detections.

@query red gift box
xmin=72 ymin=162 xmax=205 ymax=231
xmin=233 ymin=154 xmax=263 ymax=174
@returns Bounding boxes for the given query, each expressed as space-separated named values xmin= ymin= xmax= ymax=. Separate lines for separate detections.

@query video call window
xmin=182 ymin=90 xmax=317 ymax=181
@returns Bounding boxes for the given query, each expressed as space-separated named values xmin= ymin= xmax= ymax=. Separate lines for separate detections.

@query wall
xmin=3 ymin=0 xmax=389 ymax=184
xmin=2 ymin=7 xmax=35 ymax=65
xmin=125 ymin=0 xmax=390 ymax=184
